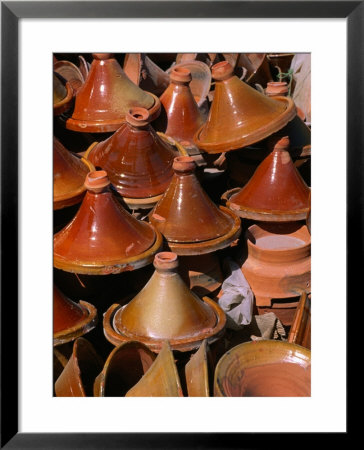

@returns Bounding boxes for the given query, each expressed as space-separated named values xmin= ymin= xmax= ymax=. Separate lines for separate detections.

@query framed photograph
xmin=1 ymin=1 xmax=357 ymax=448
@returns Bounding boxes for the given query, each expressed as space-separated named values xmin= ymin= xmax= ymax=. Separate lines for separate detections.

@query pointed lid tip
xmin=211 ymin=61 xmax=234 ymax=81
xmin=170 ymin=67 xmax=192 ymax=83
xmin=172 ymin=155 xmax=196 ymax=173
xmin=84 ymin=170 xmax=110 ymax=192
xmin=153 ymin=252 xmax=179 ymax=271
xmin=92 ymin=53 xmax=114 ymax=60
xmin=126 ymin=107 xmax=150 ymax=127
xmin=269 ymin=135 xmax=290 ymax=151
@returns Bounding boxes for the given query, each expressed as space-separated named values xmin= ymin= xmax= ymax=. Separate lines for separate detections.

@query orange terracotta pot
xmin=53 ymin=72 xmax=73 ymax=116
xmin=194 ymin=61 xmax=295 ymax=153
xmin=53 ymin=137 xmax=95 ymax=210
xmin=53 ymin=170 xmax=162 ymax=275
xmin=267 ymin=53 xmax=295 ymax=75
xmin=149 ymin=156 xmax=241 ymax=255
xmin=241 ymin=222 xmax=311 ymax=308
xmin=214 ymin=340 xmax=311 ymax=397
xmin=265 ymin=81 xmax=306 ymax=122
xmin=66 ymin=53 xmax=161 ymax=133
xmin=87 ymin=107 xmax=175 ymax=203
xmin=160 ymin=67 xmax=205 ymax=147
xmin=103 ymin=252 xmax=226 ymax=353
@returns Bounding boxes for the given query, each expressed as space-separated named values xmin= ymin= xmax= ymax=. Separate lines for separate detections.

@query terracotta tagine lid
xmin=53 ymin=286 xmax=97 ymax=346
xmin=103 ymin=252 xmax=226 ymax=352
xmin=53 ymin=72 xmax=73 ymax=116
xmin=66 ymin=53 xmax=161 ymax=133
xmin=93 ymin=341 xmax=156 ymax=397
xmin=123 ymin=53 xmax=170 ymax=96
xmin=53 ymin=170 xmax=162 ymax=274
xmin=87 ymin=107 xmax=175 ymax=202
xmin=53 ymin=137 xmax=95 ymax=210
xmin=225 ymin=136 xmax=310 ymax=221
xmin=185 ymin=339 xmax=211 ymax=397
xmin=194 ymin=61 xmax=296 ymax=153
xmin=149 ymin=156 xmax=241 ymax=255
xmin=55 ymin=337 xmax=103 ymax=397
xmin=214 ymin=340 xmax=311 ymax=397
xmin=160 ymin=67 xmax=205 ymax=146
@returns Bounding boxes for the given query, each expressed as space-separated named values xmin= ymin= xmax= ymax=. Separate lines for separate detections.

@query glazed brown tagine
xmin=160 ymin=67 xmax=205 ymax=147
xmin=53 ymin=170 xmax=162 ymax=275
xmin=214 ymin=340 xmax=311 ymax=397
xmin=86 ymin=107 xmax=176 ymax=208
xmin=194 ymin=61 xmax=296 ymax=153
xmin=53 ymin=137 xmax=95 ymax=210
xmin=224 ymin=136 xmax=310 ymax=221
xmin=103 ymin=252 xmax=226 ymax=352
xmin=55 ymin=337 xmax=103 ymax=397
xmin=185 ymin=339 xmax=212 ymax=397
xmin=66 ymin=53 xmax=161 ymax=133
xmin=149 ymin=156 xmax=241 ymax=255
xmin=53 ymin=285 xmax=97 ymax=346
xmin=53 ymin=72 xmax=73 ymax=116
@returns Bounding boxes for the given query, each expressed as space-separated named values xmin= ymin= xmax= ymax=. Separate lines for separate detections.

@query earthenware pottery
xmin=225 ymin=136 xmax=310 ymax=221
xmin=241 ymin=222 xmax=311 ymax=309
xmin=123 ymin=53 xmax=170 ymax=96
xmin=103 ymin=252 xmax=226 ymax=352
xmin=87 ymin=107 xmax=175 ymax=205
xmin=265 ymin=81 xmax=289 ymax=97
xmin=93 ymin=341 xmax=156 ymax=396
xmin=53 ymin=170 xmax=162 ymax=275
xmin=53 ymin=286 xmax=97 ymax=346
xmin=194 ymin=61 xmax=296 ymax=153
xmin=55 ymin=337 xmax=103 ymax=397
xmin=288 ymin=292 xmax=311 ymax=349
xmin=66 ymin=53 xmax=161 ymax=133
xmin=54 ymin=59 xmax=85 ymax=94
xmin=149 ymin=156 xmax=241 ymax=255
xmin=159 ymin=67 xmax=205 ymax=148
xmin=78 ymin=55 xmax=90 ymax=81
xmin=185 ymin=340 xmax=211 ymax=397
xmin=125 ymin=341 xmax=184 ymax=397
xmin=53 ymin=72 xmax=73 ymax=116
xmin=214 ymin=340 xmax=311 ymax=397
xmin=267 ymin=53 xmax=295 ymax=75
xmin=166 ymin=61 xmax=211 ymax=107
xmin=53 ymin=137 xmax=95 ymax=210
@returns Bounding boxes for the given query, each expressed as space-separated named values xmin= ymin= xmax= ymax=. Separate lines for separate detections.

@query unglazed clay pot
xmin=66 ymin=53 xmax=161 ymax=133
xmin=123 ymin=53 xmax=170 ymax=96
xmin=93 ymin=341 xmax=156 ymax=396
xmin=53 ymin=72 xmax=73 ymax=116
xmin=87 ymin=107 xmax=175 ymax=206
xmin=53 ymin=170 xmax=162 ymax=275
xmin=149 ymin=156 xmax=241 ymax=255
xmin=194 ymin=61 xmax=296 ymax=153
xmin=241 ymin=222 xmax=311 ymax=308
xmin=185 ymin=340 xmax=211 ymax=397
xmin=225 ymin=136 xmax=310 ymax=221
xmin=55 ymin=337 xmax=103 ymax=397
xmin=53 ymin=137 xmax=95 ymax=210
xmin=53 ymin=286 xmax=97 ymax=346
xmin=160 ymin=67 xmax=205 ymax=146
xmin=214 ymin=340 xmax=311 ymax=397
xmin=265 ymin=81 xmax=306 ymax=122
xmin=103 ymin=252 xmax=226 ymax=352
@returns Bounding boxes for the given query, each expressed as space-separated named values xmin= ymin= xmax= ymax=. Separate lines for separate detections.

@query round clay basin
xmin=214 ymin=340 xmax=311 ymax=397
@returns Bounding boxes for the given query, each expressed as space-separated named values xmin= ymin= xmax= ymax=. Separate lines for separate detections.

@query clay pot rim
xmin=103 ymin=296 xmax=226 ymax=353
xmin=84 ymin=170 xmax=110 ymax=192
xmin=193 ymin=96 xmax=297 ymax=154
xmin=54 ymin=60 xmax=85 ymax=83
xmin=214 ymin=340 xmax=311 ymax=397
xmin=53 ymin=157 xmax=95 ymax=210
xmin=211 ymin=61 xmax=234 ymax=81
xmin=223 ymin=187 xmax=310 ymax=222
xmin=53 ymin=300 xmax=98 ymax=346
xmin=54 ymin=80 xmax=74 ymax=116
xmin=65 ymin=92 xmax=161 ymax=133
xmin=53 ymin=225 xmax=163 ymax=275
xmin=170 ymin=66 xmax=192 ymax=83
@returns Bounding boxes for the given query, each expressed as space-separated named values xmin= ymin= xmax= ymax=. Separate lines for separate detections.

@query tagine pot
xmin=266 ymin=81 xmax=306 ymax=122
xmin=53 ymin=72 xmax=73 ymax=116
xmin=241 ymin=222 xmax=311 ymax=309
xmin=103 ymin=252 xmax=226 ymax=352
xmin=66 ymin=53 xmax=161 ymax=133
xmin=194 ymin=61 xmax=296 ymax=153
xmin=87 ymin=107 xmax=176 ymax=208
xmin=214 ymin=340 xmax=311 ymax=397
xmin=55 ymin=337 xmax=103 ymax=397
xmin=185 ymin=340 xmax=212 ymax=397
xmin=224 ymin=136 xmax=310 ymax=221
xmin=149 ymin=156 xmax=241 ymax=255
xmin=53 ymin=170 xmax=162 ymax=275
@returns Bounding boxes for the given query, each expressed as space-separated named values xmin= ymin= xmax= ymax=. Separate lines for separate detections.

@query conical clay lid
xmin=194 ymin=61 xmax=296 ymax=153
xmin=228 ymin=136 xmax=310 ymax=221
xmin=53 ymin=170 xmax=162 ymax=274
xmin=149 ymin=156 xmax=241 ymax=253
xmin=87 ymin=107 xmax=175 ymax=199
xmin=66 ymin=53 xmax=160 ymax=132
xmin=53 ymin=137 xmax=94 ymax=210
xmin=160 ymin=67 xmax=205 ymax=145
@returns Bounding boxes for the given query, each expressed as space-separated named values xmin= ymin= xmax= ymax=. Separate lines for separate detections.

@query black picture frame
xmin=1 ymin=1 xmax=357 ymax=448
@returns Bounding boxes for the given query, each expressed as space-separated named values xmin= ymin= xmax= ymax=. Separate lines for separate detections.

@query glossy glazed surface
xmin=53 ymin=285 xmax=85 ymax=334
xmin=185 ymin=340 xmax=210 ymax=397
